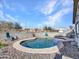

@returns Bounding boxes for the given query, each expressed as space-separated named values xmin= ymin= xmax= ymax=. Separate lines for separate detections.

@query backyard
xmin=0 ymin=0 xmax=79 ymax=59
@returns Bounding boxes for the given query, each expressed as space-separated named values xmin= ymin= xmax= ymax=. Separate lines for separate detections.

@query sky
xmin=0 ymin=0 xmax=73 ymax=28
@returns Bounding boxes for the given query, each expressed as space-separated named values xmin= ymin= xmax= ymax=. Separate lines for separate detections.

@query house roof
xmin=73 ymin=0 xmax=78 ymax=24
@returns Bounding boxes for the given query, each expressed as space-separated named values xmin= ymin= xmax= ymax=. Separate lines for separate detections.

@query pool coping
xmin=13 ymin=37 xmax=59 ymax=54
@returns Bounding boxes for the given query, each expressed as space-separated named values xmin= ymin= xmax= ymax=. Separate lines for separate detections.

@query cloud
xmin=7 ymin=3 xmax=26 ymax=12
xmin=37 ymin=0 xmax=73 ymax=27
xmin=0 ymin=0 xmax=73 ymax=28
xmin=5 ymin=14 xmax=18 ymax=22
xmin=38 ymin=0 xmax=73 ymax=16
xmin=40 ymin=0 xmax=57 ymax=15
xmin=37 ymin=24 xmax=44 ymax=28
xmin=0 ymin=10 xmax=4 ymax=17
xmin=4 ymin=14 xmax=29 ymax=28
xmin=2 ymin=0 xmax=26 ymax=12
xmin=43 ymin=7 xmax=72 ymax=27
xmin=62 ymin=0 xmax=73 ymax=7
xmin=0 ymin=10 xmax=4 ymax=20
xmin=20 ymin=23 xmax=26 ymax=28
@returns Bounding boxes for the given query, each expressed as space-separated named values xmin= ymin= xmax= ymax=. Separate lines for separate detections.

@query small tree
xmin=48 ymin=27 xmax=52 ymax=31
xmin=43 ymin=26 xmax=48 ymax=31
xmin=6 ymin=22 xmax=14 ymax=29
xmin=0 ymin=21 xmax=14 ymax=30
xmin=14 ymin=22 xmax=22 ymax=29
xmin=43 ymin=26 xmax=52 ymax=32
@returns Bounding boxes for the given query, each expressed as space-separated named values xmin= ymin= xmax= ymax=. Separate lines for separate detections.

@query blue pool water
xmin=21 ymin=38 xmax=57 ymax=48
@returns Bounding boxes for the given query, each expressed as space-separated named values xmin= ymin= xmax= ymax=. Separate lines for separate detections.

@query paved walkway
xmin=60 ymin=41 xmax=79 ymax=59
xmin=0 ymin=32 xmax=79 ymax=59
xmin=0 ymin=41 xmax=79 ymax=59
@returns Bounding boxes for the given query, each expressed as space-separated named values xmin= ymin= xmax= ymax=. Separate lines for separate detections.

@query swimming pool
xmin=20 ymin=38 xmax=57 ymax=48
xmin=13 ymin=37 xmax=64 ymax=59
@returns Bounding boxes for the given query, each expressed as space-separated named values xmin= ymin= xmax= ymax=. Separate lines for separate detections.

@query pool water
xmin=21 ymin=38 xmax=57 ymax=48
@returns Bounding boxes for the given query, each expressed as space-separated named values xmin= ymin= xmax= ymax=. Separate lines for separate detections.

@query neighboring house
xmin=73 ymin=0 xmax=79 ymax=48
xmin=24 ymin=28 xmax=44 ymax=32
xmin=59 ymin=28 xmax=64 ymax=33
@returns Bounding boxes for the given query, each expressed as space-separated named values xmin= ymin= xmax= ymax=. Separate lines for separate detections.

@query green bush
xmin=0 ymin=42 xmax=8 ymax=48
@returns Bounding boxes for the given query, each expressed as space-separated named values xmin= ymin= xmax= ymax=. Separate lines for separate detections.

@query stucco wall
xmin=75 ymin=1 xmax=79 ymax=48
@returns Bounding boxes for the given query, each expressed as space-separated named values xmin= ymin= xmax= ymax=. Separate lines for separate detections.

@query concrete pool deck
xmin=0 ymin=31 xmax=79 ymax=59
xmin=13 ymin=37 xmax=59 ymax=54
xmin=0 ymin=36 xmax=79 ymax=59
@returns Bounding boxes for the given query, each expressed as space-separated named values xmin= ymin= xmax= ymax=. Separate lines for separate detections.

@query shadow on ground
xmin=59 ymin=41 xmax=79 ymax=59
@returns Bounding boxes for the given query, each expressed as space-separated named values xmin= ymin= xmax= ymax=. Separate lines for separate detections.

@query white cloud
xmin=0 ymin=10 xmax=3 ymax=16
xmin=2 ymin=13 xmax=27 ymax=28
xmin=5 ymin=14 xmax=18 ymax=22
xmin=37 ymin=0 xmax=73 ymax=27
xmin=2 ymin=0 xmax=26 ymax=12
xmin=0 ymin=10 xmax=4 ymax=19
xmin=62 ymin=0 xmax=73 ymax=7
xmin=39 ymin=0 xmax=73 ymax=15
xmin=20 ymin=23 xmax=26 ymax=29
xmin=40 ymin=0 xmax=57 ymax=15
xmin=7 ymin=2 xmax=26 ymax=12
xmin=37 ymin=24 xmax=44 ymax=28
xmin=37 ymin=7 xmax=72 ymax=28
xmin=43 ymin=7 xmax=72 ymax=27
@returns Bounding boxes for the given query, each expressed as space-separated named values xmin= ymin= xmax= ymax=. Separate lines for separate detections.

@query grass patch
xmin=0 ymin=42 xmax=8 ymax=48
